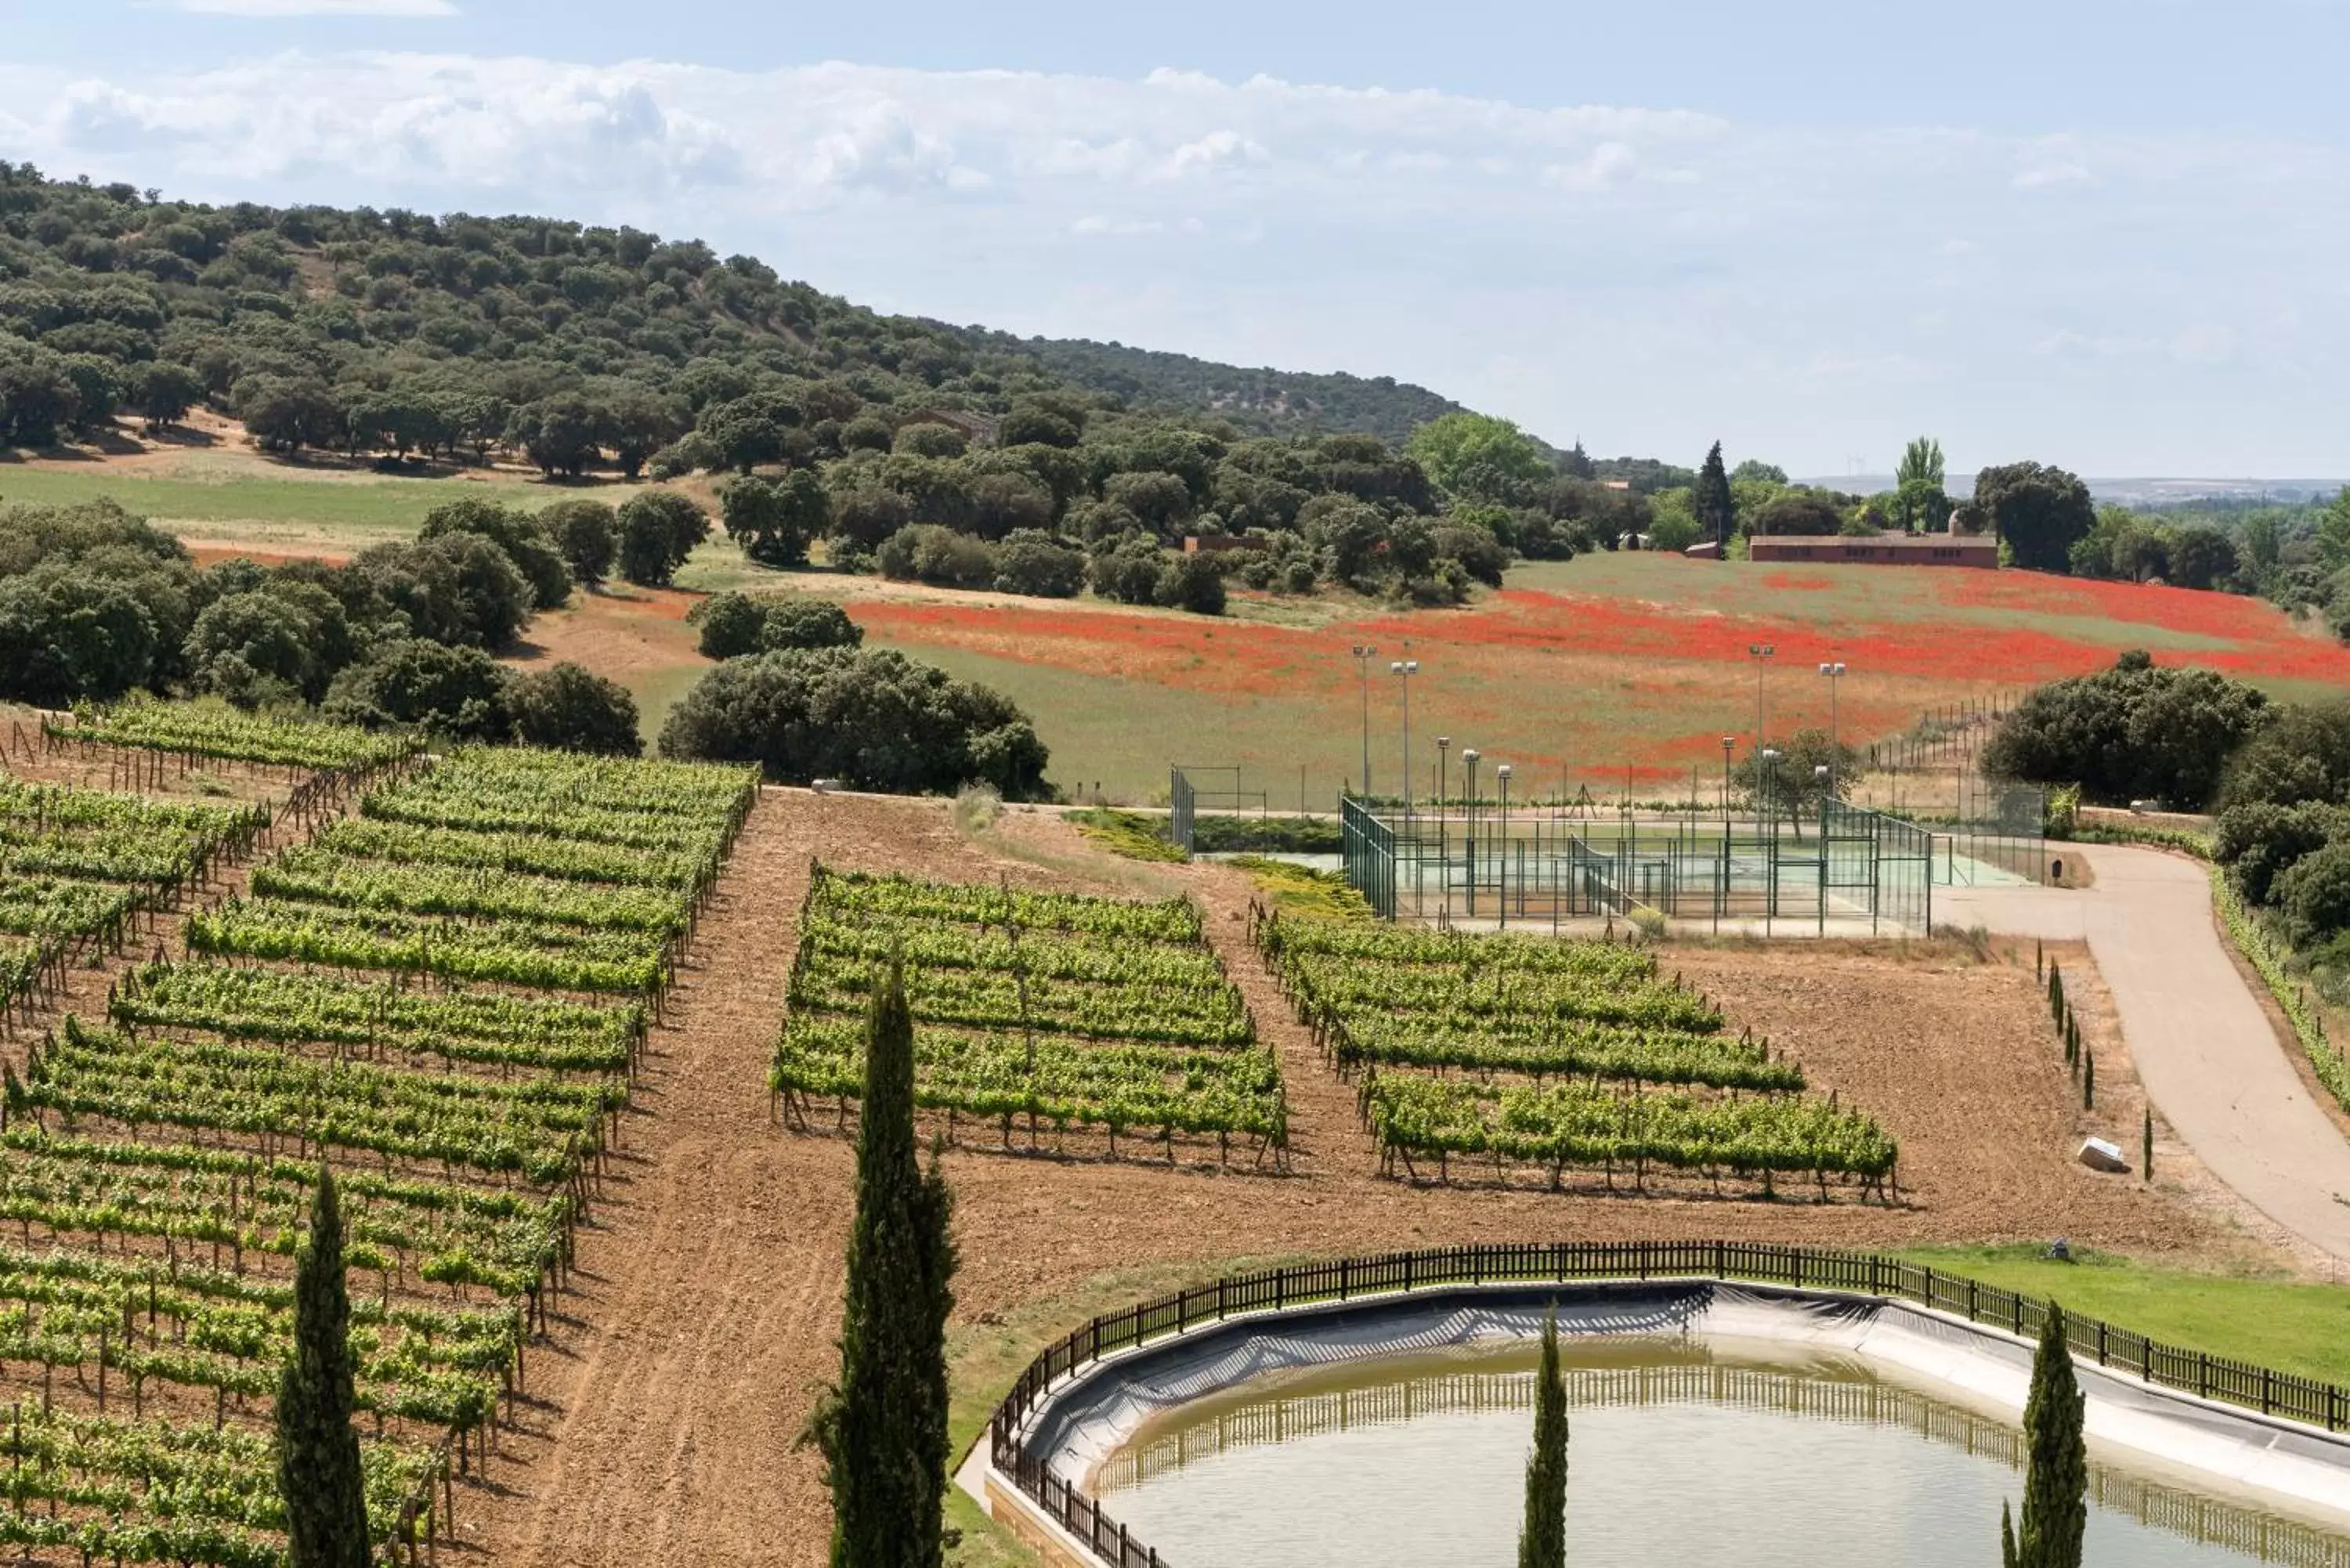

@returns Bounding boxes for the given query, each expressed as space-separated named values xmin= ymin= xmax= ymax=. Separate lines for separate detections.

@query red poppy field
xmin=830 ymin=552 xmax=2350 ymax=803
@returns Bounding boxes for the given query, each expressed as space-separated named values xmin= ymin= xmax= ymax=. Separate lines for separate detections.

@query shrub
xmin=839 ymin=414 xmax=895 ymax=453
xmin=721 ymin=471 xmax=828 ymax=568
xmin=659 ymin=646 xmax=1049 ymax=798
xmin=540 ymin=499 xmax=617 ymax=585
xmin=894 ymin=422 xmax=965 ymax=459
xmin=0 ymin=564 xmax=163 ymax=706
xmin=757 ymin=598 xmax=862 ymax=652
xmin=876 ymin=524 xmax=996 ymax=589
xmin=1155 ymin=551 xmax=1227 ymax=616
xmin=2279 ymin=840 xmax=2350 ymax=948
xmin=1434 ymin=523 xmax=1509 ymax=587
xmin=1104 ymin=470 xmax=1193 ymax=533
xmin=323 ymin=639 xmax=509 ymax=740
xmin=616 ymin=490 xmax=709 ymax=587
xmin=1986 ymin=654 xmax=2268 ymax=809
xmin=2214 ymin=801 xmax=2348 ymax=906
xmin=185 ymin=590 xmax=320 ymax=706
xmin=508 ymin=662 xmax=643 ymax=755
xmin=418 ymin=498 xmax=570 ymax=610
xmin=2221 ymin=701 xmax=2350 ymax=810
xmin=1090 ymin=539 xmax=1166 ymax=605
xmin=695 ymin=591 xmax=769 ymax=659
xmin=695 ymin=591 xmax=862 ymax=658
xmin=645 ymin=432 xmax=719 ymax=479
xmin=992 ymin=530 xmax=1086 ymax=598
xmin=356 ymin=533 xmax=533 ymax=649
xmin=830 ymin=486 xmax=915 ymax=552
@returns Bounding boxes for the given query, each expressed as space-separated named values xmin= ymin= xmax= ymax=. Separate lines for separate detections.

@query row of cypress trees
xmin=268 ymin=959 xmax=966 ymax=1568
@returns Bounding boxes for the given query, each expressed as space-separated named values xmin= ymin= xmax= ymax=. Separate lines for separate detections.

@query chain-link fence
xmin=1338 ymin=795 xmax=1933 ymax=935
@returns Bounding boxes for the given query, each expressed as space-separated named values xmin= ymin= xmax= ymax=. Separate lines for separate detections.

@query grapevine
xmin=776 ymin=867 xmax=1280 ymax=1158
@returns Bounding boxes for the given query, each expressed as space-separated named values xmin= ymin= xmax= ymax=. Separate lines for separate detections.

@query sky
xmin=4 ymin=1 xmax=2348 ymax=478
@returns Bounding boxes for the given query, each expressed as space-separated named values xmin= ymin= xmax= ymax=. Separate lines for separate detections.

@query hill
xmin=948 ymin=330 xmax=1500 ymax=449
xmin=0 ymin=163 xmax=1507 ymax=463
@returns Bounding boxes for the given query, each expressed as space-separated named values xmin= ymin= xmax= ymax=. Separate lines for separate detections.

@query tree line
xmin=0 ymin=493 xmax=1052 ymax=797
xmin=1988 ymin=652 xmax=2350 ymax=966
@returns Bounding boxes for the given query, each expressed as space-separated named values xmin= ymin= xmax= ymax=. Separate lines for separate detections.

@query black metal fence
xmin=987 ymin=1241 xmax=2350 ymax=1568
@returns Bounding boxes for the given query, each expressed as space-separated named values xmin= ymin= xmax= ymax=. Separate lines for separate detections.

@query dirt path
xmin=462 ymin=792 xmax=845 ymax=1565
xmin=465 ymin=793 xmax=2271 ymax=1566
xmin=1940 ymin=842 xmax=2350 ymax=1263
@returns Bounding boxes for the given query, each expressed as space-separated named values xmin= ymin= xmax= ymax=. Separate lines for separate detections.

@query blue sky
xmin=5 ymin=1 xmax=2348 ymax=476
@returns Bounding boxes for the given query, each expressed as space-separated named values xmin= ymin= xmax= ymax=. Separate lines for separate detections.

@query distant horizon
xmin=1795 ymin=475 xmax=2344 ymax=504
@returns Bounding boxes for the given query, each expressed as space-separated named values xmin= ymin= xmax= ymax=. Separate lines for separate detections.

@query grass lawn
xmin=0 ymin=461 xmax=651 ymax=551
xmin=1897 ymin=1243 xmax=2350 ymax=1386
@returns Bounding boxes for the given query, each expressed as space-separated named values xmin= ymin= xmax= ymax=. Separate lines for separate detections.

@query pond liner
xmin=989 ymin=1280 xmax=2350 ymax=1548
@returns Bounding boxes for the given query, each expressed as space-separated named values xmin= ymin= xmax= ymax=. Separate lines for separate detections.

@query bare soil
xmin=465 ymin=789 xmax=2280 ymax=1568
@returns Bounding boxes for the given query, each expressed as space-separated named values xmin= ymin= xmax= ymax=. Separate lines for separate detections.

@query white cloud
xmin=2171 ymin=323 xmax=2241 ymax=365
xmin=0 ymin=52 xmax=2343 ymax=470
xmin=172 ymin=0 xmax=457 ymax=14
xmin=2013 ymin=161 xmax=2090 ymax=188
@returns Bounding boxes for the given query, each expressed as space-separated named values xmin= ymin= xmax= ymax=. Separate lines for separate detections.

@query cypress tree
xmin=2082 ymin=1050 xmax=2095 ymax=1111
xmin=2001 ymin=1500 xmax=2019 ymax=1568
xmin=1518 ymin=1310 xmax=1567 ymax=1568
xmin=2016 ymin=1302 xmax=2088 ymax=1568
xmin=276 ymin=1169 xmax=370 ymax=1568
xmin=2142 ymin=1104 xmax=2154 ymax=1180
xmin=806 ymin=958 xmax=957 ymax=1568
xmin=1694 ymin=442 xmax=1737 ymax=547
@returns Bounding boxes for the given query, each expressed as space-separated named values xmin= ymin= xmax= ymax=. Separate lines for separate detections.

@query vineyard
xmin=0 ymin=779 xmax=267 ymax=1021
xmin=1253 ymin=912 xmax=1897 ymax=1198
xmin=46 ymin=700 xmax=423 ymax=776
xmin=0 ymin=739 xmax=758 ymax=1565
xmin=772 ymin=867 xmax=1286 ymax=1164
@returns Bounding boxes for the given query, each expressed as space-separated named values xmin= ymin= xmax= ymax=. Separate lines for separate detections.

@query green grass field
xmin=16 ymin=458 xmax=2349 ymax=807
xmin=0 ymin=458 xmax=650 ymax=552
xmin=1898 ymin=1244 xmax=2350 ymax=1386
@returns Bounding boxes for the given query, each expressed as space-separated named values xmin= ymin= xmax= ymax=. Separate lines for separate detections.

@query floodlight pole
xmin=1496 ymin=764 xmax=1513 ymax=929
xmin=1719 ymin=734 xmax=1735 ymax=932
xmin=1819 ymin=660 xmax=1847 ymax=797
xmin=1392 ymin=657 xmax=1419 ymax=818
xmin=1351 ymin=645 xmax=1378 ymax=800
xmin=1462 ymin=749 xmax=1481 ymax=917
xmin=1748 ymin=642 xmax=1776 ymax=759
xmin=1437 ymin=735 xmax=1452 ymax=920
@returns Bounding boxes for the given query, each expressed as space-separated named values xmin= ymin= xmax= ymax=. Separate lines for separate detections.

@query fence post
xmin=1340 ymin=1259 xmax=1350 ymax=1301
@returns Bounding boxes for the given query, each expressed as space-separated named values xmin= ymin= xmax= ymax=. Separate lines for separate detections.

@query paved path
xmin=1939 ymin=844 xmax=2350 ymax=1263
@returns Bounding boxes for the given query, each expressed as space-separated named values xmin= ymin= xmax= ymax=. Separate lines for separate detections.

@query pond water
xmin=1090 ymin=1338 xmax=2350 ymax=1568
